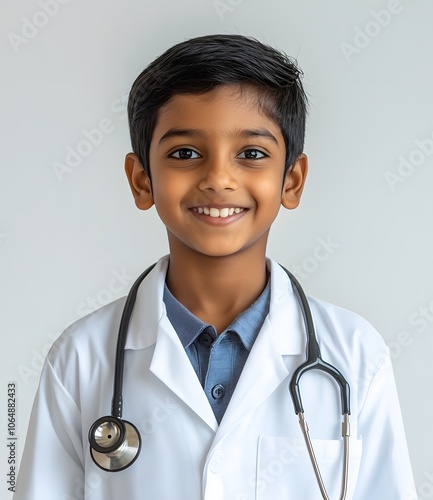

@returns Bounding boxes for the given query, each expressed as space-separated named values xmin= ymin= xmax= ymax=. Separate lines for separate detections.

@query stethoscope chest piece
xmin=89 ymin=416 xmax=141 ymax=472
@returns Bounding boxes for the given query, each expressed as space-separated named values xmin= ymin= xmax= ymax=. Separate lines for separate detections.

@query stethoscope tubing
xmin=279 ymin=266 xmax=350 ymax=416
xmin=89 ymin=261 xmax=351 ymax=499
xmin=111 ymin=263 xmax=156 ymax=418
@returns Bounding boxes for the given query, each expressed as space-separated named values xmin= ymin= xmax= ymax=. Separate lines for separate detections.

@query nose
xmin=198 ymin=154 xmax=239 ymax=193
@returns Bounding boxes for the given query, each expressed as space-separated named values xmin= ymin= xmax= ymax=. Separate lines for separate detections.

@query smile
xmin=192 ymin=207 xmax=246 ymax=218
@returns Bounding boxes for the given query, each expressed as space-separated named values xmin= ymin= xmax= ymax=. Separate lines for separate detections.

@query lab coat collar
xmin=124 ymin=256 xmax=169 ymax=350
xmin=266 ymin=258 xmax=306 ymax=356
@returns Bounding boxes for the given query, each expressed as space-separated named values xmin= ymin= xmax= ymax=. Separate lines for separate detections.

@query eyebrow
xmin=158 ymin=128 xmax=280 ymax=146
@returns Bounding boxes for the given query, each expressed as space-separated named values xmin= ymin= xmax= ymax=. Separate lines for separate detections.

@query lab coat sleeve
xmin=14 ymin=359 xmax=85 ymax=500
xmin=354 ymin=346 xmax=416 ymax=499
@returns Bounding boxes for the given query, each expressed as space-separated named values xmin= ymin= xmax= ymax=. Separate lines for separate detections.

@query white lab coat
xmin=14 ymin=256 xmax=415 ymax=500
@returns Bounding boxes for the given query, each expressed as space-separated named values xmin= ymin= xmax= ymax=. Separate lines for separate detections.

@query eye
xmin=169 ymin=148 xmax=201 ymax=160
xmin=237 ymin=149 xmax=268 ymax=160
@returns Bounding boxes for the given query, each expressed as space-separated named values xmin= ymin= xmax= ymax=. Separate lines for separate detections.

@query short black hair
xmin=128 ymin=34 xmax=308 ymax=178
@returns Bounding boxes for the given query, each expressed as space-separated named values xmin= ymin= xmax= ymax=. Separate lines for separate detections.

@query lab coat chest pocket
xmin=256 ymin=436 xmax=362 ymax=499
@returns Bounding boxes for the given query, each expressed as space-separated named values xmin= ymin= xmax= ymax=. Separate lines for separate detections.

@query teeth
xmin=220 ymin=208 xmax=229 ymax=218
xmin=193 ymin=207 xmax=244 ymax=217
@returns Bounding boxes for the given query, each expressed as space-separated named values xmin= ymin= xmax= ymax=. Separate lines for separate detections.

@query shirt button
xmin=211 ymin=384 xmax=225 ymax=400
xmin=198 ymin=332 xmax=213 ymax=347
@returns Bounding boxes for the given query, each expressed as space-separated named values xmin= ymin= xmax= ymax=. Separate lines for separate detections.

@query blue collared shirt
xmin=163 ymin=276 xmax=271 ymax=424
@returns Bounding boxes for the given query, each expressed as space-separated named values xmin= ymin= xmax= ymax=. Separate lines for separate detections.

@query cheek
xmin=151 ymin=172 xmax=190 ymax=218
xmin=252 ymin=175 xmax=284 ymax=206
xmin=153 ymin=170 xmax=211 ymax=212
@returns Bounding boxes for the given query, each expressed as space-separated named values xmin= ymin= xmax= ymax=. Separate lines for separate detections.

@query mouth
xmin=191 ymin=207 xmax=246 ymax=218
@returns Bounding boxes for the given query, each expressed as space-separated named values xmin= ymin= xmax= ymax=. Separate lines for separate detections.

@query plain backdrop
xmin=1 ymin=0 xmax=432 ymax=497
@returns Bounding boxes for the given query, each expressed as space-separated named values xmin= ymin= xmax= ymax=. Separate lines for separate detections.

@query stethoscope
xmin=88 ymin=263 xmax=351 ymax=500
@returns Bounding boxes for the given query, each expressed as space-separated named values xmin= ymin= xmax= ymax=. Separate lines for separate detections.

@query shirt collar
xmin=163 ymin=274 xmax=271 ymax=351
xmin=124 ymin=255 xmax=304 ymax=355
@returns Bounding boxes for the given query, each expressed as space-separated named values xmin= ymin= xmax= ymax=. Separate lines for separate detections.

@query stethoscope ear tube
xmin=298 ymin=412 xmax=350 ymax=500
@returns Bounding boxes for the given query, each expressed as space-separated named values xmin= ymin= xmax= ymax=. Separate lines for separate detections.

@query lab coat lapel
xmin=215 ymin=259 xmax=305 ymax=440
xmin=125 ymin=255 xmax=218 ymax=432
xmin=149 ymin=317 xmax=218 ymax=432
xmin=215 ymin=316 xmax=288 ymax=439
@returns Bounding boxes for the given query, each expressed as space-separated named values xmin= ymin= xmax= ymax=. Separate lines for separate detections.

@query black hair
xmin=128 ymin=34 xmax=308 ymax=178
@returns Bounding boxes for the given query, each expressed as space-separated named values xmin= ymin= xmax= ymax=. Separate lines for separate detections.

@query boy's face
xmin=126 ymin=84 xmax=307 ymax=259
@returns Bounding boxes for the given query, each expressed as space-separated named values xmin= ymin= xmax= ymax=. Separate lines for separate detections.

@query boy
xmin=15 ymin=34 xmax=415 ymax=499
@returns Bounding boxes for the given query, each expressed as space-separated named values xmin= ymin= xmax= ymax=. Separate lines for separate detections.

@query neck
xmin=165 ymin=240 xmax=268 ymax=333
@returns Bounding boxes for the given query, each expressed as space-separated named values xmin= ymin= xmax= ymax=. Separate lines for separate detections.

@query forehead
xmin=153 ymin=84 xmax=282 ymax=139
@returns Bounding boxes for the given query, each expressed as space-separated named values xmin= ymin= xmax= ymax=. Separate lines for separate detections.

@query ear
xmin=281 ymin=153 xmax=308 ymax=209
xmin=124 ymin=153 xmax=154 ymax=210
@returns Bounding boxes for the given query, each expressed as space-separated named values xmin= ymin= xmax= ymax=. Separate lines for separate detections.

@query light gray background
xmin=1 ymin=0 xmax=432 ymax=497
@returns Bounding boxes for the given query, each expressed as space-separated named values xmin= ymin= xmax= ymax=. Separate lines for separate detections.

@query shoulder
xmin=46 ymin=256 xmax=170 ymax=370
xmin=44 ymin=257 xmax=169 ymax=392
xmin=45 ymin=296 xmax=127 ymax=390
xmin=269 ymin=258 xmax=385 ymax=348
xmin=307 ymin=295 xmax=385 ymax=349
xmin=50 ymin=295 xmax=126 ymax=354
xmin=268 ymin=258 xmax=389 ymax=384
xmin=306 ymin=295 xmax=391 ymax=393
